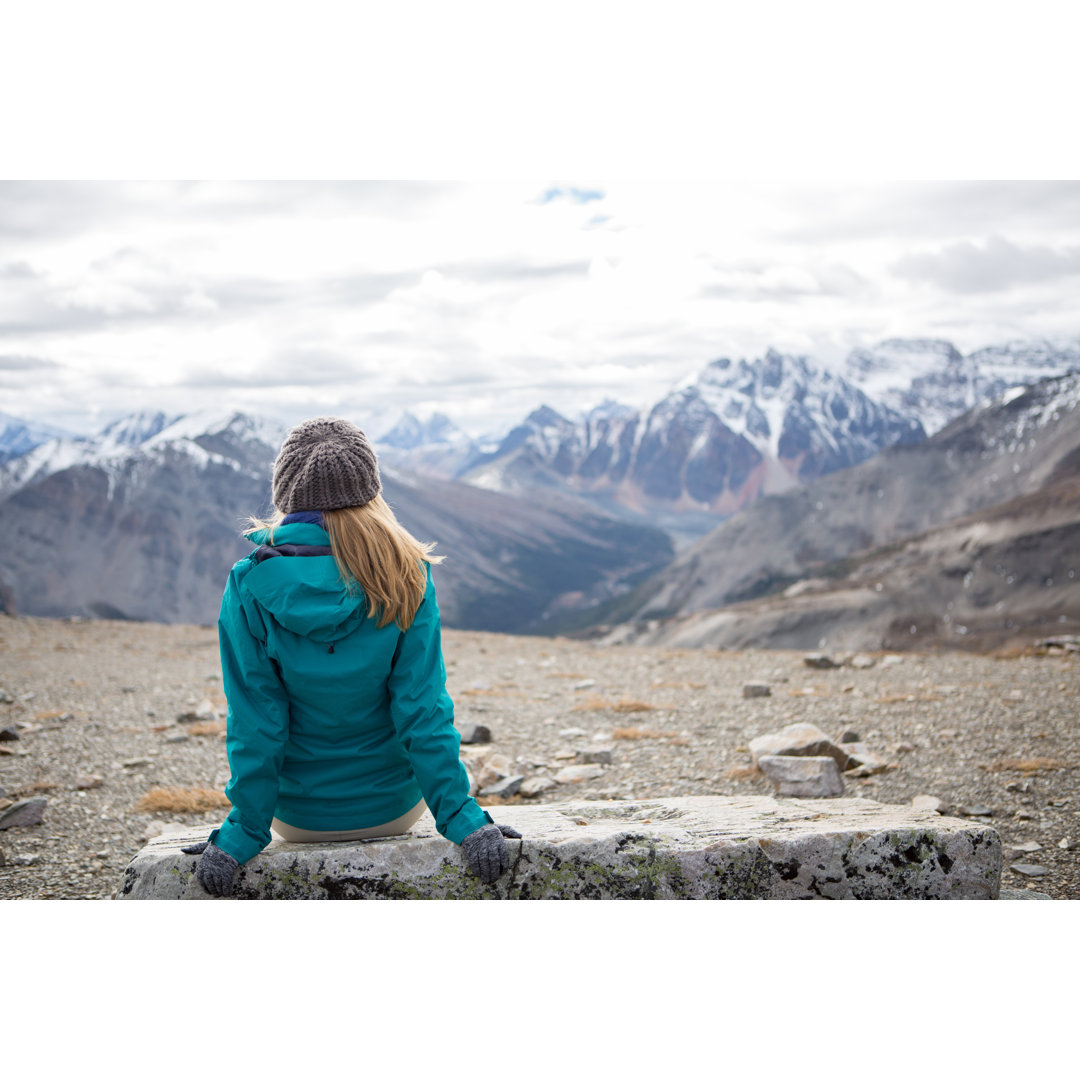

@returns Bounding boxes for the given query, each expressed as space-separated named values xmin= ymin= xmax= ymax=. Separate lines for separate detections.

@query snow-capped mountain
xmin=374 ymin=411 xmax=483 ymax=479
xmin=0 ymin=407 xmax=671 ymax=630
xmin=462 ymin=349 xmax=925 ymax=519
xmin=842 ymin=336 xmax=1080 ymax=435
xmin=0 ymin=411 xmax=72 ymax=463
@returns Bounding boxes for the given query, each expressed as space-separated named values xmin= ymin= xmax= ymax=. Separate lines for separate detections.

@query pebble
xmin=13 ymin=853 xmax=42 ymax=866
xmin=559 ymin=727 xmax=589 ymax=737
xmin=74 ymin=774 xmax=104 ymax=790
xmin=479 ymin=775 xmax=524 ymax=798
xmin=572 ymin=680 xmax=596 ymax=690
xmin=1009 ymin=840 xmax=1043 ymax=853
xmin=580 ymin=748 xmax=614 ymax=765
xmin=0 ymin=797 xmax=48 ymax=830
xmin=554 ymin=764 xmax=605 ymax=784
xmin=457 ymin=723 xmax=492 ymax=745
xmin=1015 ymin=810 xmax=1038 ymax=820
xmin=958 ymin=805 xmax=994 ymax=817
xmin=0 ymin=688 xmax=14 ymax=703
xmin=803 ymin=653 xmax=839 ymax=669
xmin=519 ymin=776 xmax=556 ymax=797
xmin=121 ymin=758 xmax=154 ymax=768
xmin=1060 ymin=837 xmax=1075 ymax=850
xmin=850 ymin=654 xmax=876 ymax=669
xmin=912 ymin=795 xmax=948 ymax=814
xmin=0 ymin=727 xmax=20 ymax=742
xmin=839 ymin=729 xmax=861 ymax=743
xmin=553 ymin=749 xmax=578 ymax=760
xmin=164 ymin=733 xmax=190 ymax=744
xmin=742 ymin=683 xmax=771 ymax=698
xmin=1010 ymin=863 xmax=1049 ymax=878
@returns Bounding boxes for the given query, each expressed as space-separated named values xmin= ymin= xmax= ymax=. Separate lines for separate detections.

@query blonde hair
xmin=245 ymin=495 xmax=443 ymax=630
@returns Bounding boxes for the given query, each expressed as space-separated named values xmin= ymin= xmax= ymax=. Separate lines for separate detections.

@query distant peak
xmin=526 ymin=405 xmax=572 ymax=428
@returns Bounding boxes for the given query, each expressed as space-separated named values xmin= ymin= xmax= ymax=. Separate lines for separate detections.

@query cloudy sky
xmin=2 ymin=179 xmax=1079 ymax=439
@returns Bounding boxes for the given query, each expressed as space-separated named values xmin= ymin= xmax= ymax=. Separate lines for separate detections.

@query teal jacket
xmin=207 ymin=521 xmax=492 ymax=865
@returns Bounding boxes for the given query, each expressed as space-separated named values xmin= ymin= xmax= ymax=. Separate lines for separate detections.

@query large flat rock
xmin=116 ymin=796 xmax=1002 ymax=900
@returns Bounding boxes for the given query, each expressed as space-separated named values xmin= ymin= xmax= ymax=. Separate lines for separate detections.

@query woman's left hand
xmin=181 ymin=840 xmax=241 ymax=897
xmin=460 ymin=823 xmax=523 ymax=884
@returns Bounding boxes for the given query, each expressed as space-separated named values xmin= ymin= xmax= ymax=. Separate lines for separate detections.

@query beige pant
xmin=270 ymin=799 xmax=427 ymax=843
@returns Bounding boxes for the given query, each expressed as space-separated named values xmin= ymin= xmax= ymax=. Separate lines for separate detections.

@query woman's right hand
xmin=460 ymin=823 xmax=523 ymax=884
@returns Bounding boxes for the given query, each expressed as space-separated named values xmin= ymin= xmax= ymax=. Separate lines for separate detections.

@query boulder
xmin=479 ymin=775 xmax=524 ymax=798
xmin=116 ymin=795 xmax=1004 ymax=900
xmin=519 ymin=776 xmax=556 ymax=797
xmin=757 ymin=755 xmax=844 ymax=797
xmin=749 ymin=723 xmax=837 ymax=765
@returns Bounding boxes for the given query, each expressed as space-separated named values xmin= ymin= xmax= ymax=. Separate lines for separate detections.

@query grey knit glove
xmin=460 ymin=823 xmax=523 ymax=884
xmin=180 ymin=840 xmax=241 ymax=898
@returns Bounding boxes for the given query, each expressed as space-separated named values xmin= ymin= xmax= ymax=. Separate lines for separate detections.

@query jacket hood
xmin=241 ymin=522 xmax=371 ymax=642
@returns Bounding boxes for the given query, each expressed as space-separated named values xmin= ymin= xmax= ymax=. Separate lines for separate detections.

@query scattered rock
xmin=164 ymin=733 xmax=190 ymax=744
xmin=0 ymin=688 xmax=14 ymax=703
xmin=479 ymin=775 xmax=524 ymax=798
xmin=0 ymin=844 xmax=4 ymax=865
xmin=553 ymin=749 xmax=578 ymax=760
xmin=742 ymin=683 xmax=771 ymax=698
xmin=74 ymin=774 xmax=104 ymax=790
xmin=757 ymin=755 xmax=844 ymax=798
xmin=839 ymin=729 xmax=861 ymax=744
xmin=572 ymin=680 xmax=596 ymax=691
xmin=0 ymin=798 xmax=12 ymax=811
xmin=121 ymin=758 xmax=154 ymax=769
xmin=894 ymin=742 xmax=917 ymax=754
xmin=1015 ymin=810 xmax=1037 ymax=821
xmin=880 ymin=655 xmax=904 ymax=666
xmin=1059 ymin=837 xmax=1075 ymax=851
xmin=121 ymin=686 xmax=137 ymax=693
xmin=749 ymin=722 xmax=837 ymax=765
xmin=13 ymin=853 xmax=41 ymax=866
xmin=553 ymin=764 xmax=606 ymax=785
xmin=519 ymin=776 xmax=556 ymax=797
xmin=1008 ymin=840 xmax=1043 ymax=854
xmin=838 ymin=742 xmax=890 ymax=775
xmin=912 ymin=795 xmax=949 ymax=814
xmin=0 ymin=727 xmax=20 ymax=741
xmin=0 ymin=797 xmax=48 ymax=830
xmin=803 ymin=653 xmax=839 ymax=670
xmin=958 ymin=805 xmax=994 ymax=818
xmin=1009 ymin=863 xmax=1049 ymax=878
xmin=580 ymin=748 xmax=613 ymax=765
xmin=849 ymin=654 xmax=876 ymax=669
xmin=457 ymin=723 xmax=492 ymax=745
xmin=559 ymin=727 xmax=589 ymax=737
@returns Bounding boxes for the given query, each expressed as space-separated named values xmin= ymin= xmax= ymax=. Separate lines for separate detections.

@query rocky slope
xmin=576 ymin=372 xmax=1080 ymax=649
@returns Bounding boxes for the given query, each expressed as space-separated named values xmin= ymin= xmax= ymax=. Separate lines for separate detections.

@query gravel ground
xmin=1 ymin=613 xmax=1077 ymax=899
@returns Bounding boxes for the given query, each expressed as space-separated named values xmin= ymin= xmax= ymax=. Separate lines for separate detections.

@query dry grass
xmin=875 ymin=693 xmax=945 ymax=704
xmin=612 ymin=727 xmax=688 ymax=746
xmin=984 ymin=757 xmax=1072 ymax=774
xmin=187 ymin=721 xmax=226 ymax=737
xmin=135 ymin=786 xmax=231 ymax=813
xmin=573 ymin=696 xmax=667 ymax=713
xmin=725 ymin=764 xmax=763 ymax=780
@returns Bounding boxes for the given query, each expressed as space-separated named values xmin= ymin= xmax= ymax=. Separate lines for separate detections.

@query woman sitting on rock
xmin=184 ymin=417 xmax=520 ymax=897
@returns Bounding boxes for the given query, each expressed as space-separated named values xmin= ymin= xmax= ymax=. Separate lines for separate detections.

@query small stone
xmin=849 ymin=654 xmax=876 ymax=669
xmin=1008 ymin=840 xmax=1043 ymax=854
xmin=839 ymin=730 xmax=861 ymax=743
xmin=959 ymin=805 xmax=994 ymax=818
xmin=939 ymin=729 xmax=959 ymax=738
xmin=880 ymin=655 xmax=904 ymax=666
xmin=164 ymin=733 xmax=190 ymax=744
xmin=742 ymin=683 xmax=771 ymax=698
xmin=757 ymin=755 xmax=844 ymax=798
xmin=519 ymin=776 xmax=557 ymax=797
xmin=0 ymin=688 xmax=14 ymax=703
xmin=1059 ymin=837 xmax=1075 ymax=851
xmin=457 ymin=723 xmax=492 ymax=745
xmin=803 ymin=653 xmax=839 ymax=669
xmin=0 ymin=798 xmax=12 ymax=811
xmin=580 ymin=748 xmax=613 ymax=765
xmin=0 ymin=845 xmax=4 ymax=866
xmin=553 ymin=764 xmax=605 ymax=784
xmin=1009 ymin=863 xmax=1049 ymax=878
xmin=748 ymin=722 xmax=837 ymax=765
xmin=121 ymin=686 xmax=137 ymax=693
xmin=0 ymin=797 xmax=48 ymax=830
xmin=572 ymin=680 xmax=596 ymax=690
xmin=195 ymin=699 xmax=217 ymax=720
xmin=121 ymin=758 xmax=153 ymax=768
xmin=94 ymin=850 xmax=111 ymax=859
xmin=479 ymin=775 xmax=524 ymax=798
xmin=559 ymin=727 xmax=589 ymax=737
xmin=0 ymin=727 xmax=20 ymax=742
xmin=1015 ymin=810 xmax=1037 ymax=821
xmin=895 ymin=742 xmax=917 ymax=754
xmin=13 ymin=853 xmax=41 ymax=866
xmin=912 ymin=795 xmax=948 ymax=814
xmin=74 ymin=774 xmax=104 ymax=790
xmin=553 ymin=749 xmax=578 ymax=760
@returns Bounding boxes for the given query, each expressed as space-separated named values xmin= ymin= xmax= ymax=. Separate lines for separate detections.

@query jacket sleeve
xmin=388 ymin=564 xmax=492 ymax=845
xmin=208 ymin=563 xmax=291 ymax=865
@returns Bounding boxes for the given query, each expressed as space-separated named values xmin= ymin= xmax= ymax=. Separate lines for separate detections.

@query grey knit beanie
xmin=272 ymin=417 xmax=382 ymax=513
